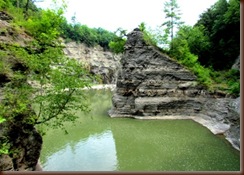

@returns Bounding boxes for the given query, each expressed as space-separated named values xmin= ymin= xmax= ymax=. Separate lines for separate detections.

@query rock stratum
xmin=108 ymin=28 xmax=240 ymax=150
xmin=63 ymin=42 xmax=121 ymax=84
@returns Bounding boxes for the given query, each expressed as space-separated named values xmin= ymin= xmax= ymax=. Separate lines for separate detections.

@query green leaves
xmin=22 ymin=9 xmax=65 ymax=45
xmin=169 ymin=22 xmax=239 ymax=95
xmin=0 ymin=142 xmax=10 ymax=155
xmin=0 ymin=0 xmax=11 ymax=9
xmin=0 ymin=117 xmax=6 ymax=124
xmin=169 ymin=26 xmax=213 ymax=87
xmin=109 ymin=40 xmax=126 ymax=54
xmin=0 ymin=0 xmax=98 ymax=158
xmin=31 ymin=56 xmax=94 ymax=129
xmin=224 ymin=0 xmax=240 ymax=24
xmin=108 ymin=28 xmax=127 ymax=54
xmin=161 ymin=0 xmax=184 ymax=43
xmin=0 ymin=1 xmax=96 ymax=136
xmin=196 ymin=0 xmax=240 ymax=70
xmin=60 ymin=20 xmax=117 ymax=49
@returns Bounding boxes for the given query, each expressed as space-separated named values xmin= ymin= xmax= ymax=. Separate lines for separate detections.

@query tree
xmin=109 ymin=28 xmax=127 ymax=54
xmin=169 ymin=26 xmax=212 ymax=87
xmin=161 ymin=0 xmax=183 ymax=46
xmin=94 ymin=27 xmax=117 ymax=50
xmin=183 ymin=25 xmax=211 ymax=58
xmin=138 ymin=22 xmax=146 ymax=32
xmin=0 ymin=0 xmax=11 ymax=9
xmin=20 ymin=7 xmax=96 ymax=128
xmin=0 ymin=5 xmax=95 ymax=159
xmin=7 ymin=0 xmax=42 ymax=18
xmin=195 ymin=0 xmax=240 ymax=70
xmin=60 ymin=18 xmax=117 ymax=49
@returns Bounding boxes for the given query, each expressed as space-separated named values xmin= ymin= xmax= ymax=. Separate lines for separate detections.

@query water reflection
xmin=40 ymin=89 xmax=240 ymax=171
xmin=42 ymin=130 xmax=118 ymax=171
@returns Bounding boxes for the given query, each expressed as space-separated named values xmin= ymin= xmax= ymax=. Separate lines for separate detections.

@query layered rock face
xmin=63 ymin=42 xmax=121 ymax=84
xmin=109 ymin=28 xmax=240 ymax=150
xmin=109 ymin=28 xmax=210 ymax=118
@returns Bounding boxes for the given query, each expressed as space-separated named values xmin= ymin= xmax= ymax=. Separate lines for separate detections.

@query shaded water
xmin=40 ymin=89 xmax=240 ymax=171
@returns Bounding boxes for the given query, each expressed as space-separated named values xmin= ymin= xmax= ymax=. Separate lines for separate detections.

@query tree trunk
xmin=24 ymin=0 xmax=30 ymax=19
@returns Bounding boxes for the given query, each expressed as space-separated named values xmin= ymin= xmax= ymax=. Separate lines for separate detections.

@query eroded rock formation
xmin=109 ymin=28 xmax=210 ymax=117
xmin=63 ymin=42 xmax=121 ymax=84
xmin=109 ymin=28 xmax=240 ymax=150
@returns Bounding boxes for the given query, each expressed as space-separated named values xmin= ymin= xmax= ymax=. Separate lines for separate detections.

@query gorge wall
xmin=63 ymin=42 xmax=121 ymax=84
xmin=108 ymin=28 xmax=240 ymax=150
xmin=0 ymin=14 xmax=42 ymax=171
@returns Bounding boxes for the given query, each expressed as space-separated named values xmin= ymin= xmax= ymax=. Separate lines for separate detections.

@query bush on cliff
xmin=169 ymin=28 xmax=213 ymax=88
xmin=169 ymin=24 xmax=240 ymax=96
xmin=109 ymin=28 xmax=127 ymax=54
xmin=60 ymin=19 xmax=118 ymax=50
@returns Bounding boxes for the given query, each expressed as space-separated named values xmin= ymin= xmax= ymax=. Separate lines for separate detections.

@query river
xmin=39 ymin=89 xmax=240 ymax=171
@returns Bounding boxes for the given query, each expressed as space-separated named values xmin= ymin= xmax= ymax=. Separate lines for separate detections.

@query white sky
xmin=35 ymin=0 xmax=218 ymax=32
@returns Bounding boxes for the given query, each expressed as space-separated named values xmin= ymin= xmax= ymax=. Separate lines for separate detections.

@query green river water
xmin=39 ymin=89 xmax=240 ymax=171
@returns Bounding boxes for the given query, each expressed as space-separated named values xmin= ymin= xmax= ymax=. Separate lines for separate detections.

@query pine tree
xmin=162 ymin=0 xmax=183 ymax=45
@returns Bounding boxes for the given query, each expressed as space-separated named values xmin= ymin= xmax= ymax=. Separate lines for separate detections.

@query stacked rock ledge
xmin=109 ymin=28 xmax=210 ymax=118
xmin=108 ymin=28 xmax=240 ymax=150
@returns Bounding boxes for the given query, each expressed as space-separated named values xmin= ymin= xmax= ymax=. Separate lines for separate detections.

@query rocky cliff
xmin=0 ymin=123 xmax=42 ymax=171
xmin=0 ymin=13 xmax=42 ymax=171
xmin=108 ymin=28 xmax=240 ymax=150
xmin=63 ymin=42 xmax=121 ymax=84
